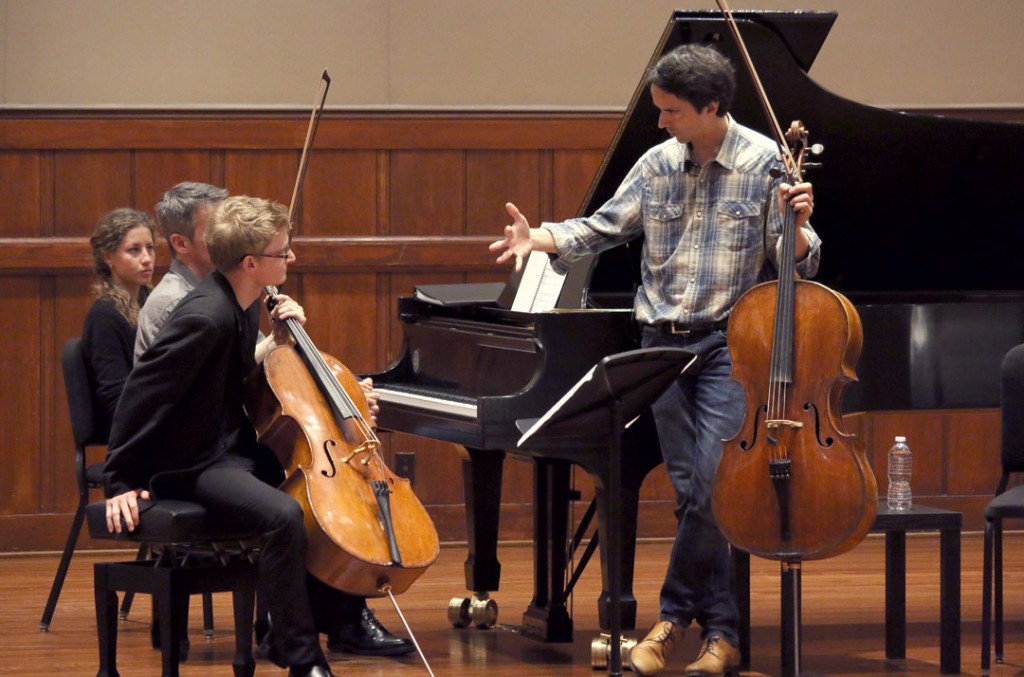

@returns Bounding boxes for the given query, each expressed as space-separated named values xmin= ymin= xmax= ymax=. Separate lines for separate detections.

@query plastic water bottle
xmin=887 ymin=436 xmax=912 ymax=511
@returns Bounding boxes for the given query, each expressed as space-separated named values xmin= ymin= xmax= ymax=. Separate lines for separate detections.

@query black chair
xmin=40 ymin=337 xmax=147 ymax=631
xmin=40 ymin=338 xmax=215 ymax=635
xmin=982 ymin=344 xmax=1024 ymax=674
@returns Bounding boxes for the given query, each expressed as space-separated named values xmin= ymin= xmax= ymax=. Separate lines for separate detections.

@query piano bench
xmin=85 ymin=499 xmax=260 ymax=677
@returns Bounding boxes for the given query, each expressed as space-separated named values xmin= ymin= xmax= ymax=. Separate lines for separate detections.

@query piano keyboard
xmin=374 ymin=384 xmax=478 ymax=418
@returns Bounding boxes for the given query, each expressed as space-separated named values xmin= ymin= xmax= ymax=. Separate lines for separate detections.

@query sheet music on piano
xmin=511 ymin=250 xmax=567 ymax=313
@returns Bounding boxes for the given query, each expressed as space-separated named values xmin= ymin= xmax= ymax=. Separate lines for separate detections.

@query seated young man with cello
xmin=134 ymin=181 xmax=413 ymax=660
xmin=104 ymin=196 xmax=337 ymax=677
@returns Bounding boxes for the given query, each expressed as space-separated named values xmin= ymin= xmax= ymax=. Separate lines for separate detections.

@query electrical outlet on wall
xmin=395 ymin=451 xmax=416 ymax=487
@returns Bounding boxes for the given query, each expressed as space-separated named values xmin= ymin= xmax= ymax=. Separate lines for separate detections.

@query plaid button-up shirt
xmin=544 ymin=117 xmax=821 ymax=326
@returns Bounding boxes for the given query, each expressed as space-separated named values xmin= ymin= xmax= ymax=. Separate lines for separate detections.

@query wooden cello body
xmin=712 ymin=278 xmax=877 ymax=561
xmin=246 ymin=337 xmax=440 ymax=597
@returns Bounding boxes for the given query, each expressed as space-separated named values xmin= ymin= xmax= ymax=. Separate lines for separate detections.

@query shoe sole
xmin=327 ymin=643 xmax=416 ymax=657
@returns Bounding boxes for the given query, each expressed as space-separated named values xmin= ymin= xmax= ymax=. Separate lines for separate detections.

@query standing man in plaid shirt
xmin=490 ymin=43 xmax=819 ymax=677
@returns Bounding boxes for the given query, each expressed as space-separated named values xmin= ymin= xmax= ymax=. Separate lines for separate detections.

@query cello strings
xmin=266 ymin=286 xmax=386 ymax=471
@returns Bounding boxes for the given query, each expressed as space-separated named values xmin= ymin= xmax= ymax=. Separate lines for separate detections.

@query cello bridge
xmin=765 ymin=419 xmax=803 ymax=430
xmin=340 ymin=440 xmax=380 ymax=465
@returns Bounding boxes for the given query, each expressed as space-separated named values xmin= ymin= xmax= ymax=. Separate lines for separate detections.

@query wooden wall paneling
xmin=868 ymin=411 xmax=946 ymax=497
xmin=301 ymin=150 xmax=378 ymax=236
xmin=376 ymin=151 xmax=390 ymax=237
xmin=3 ymin=277 xmax=44 ymax=516
xmin=551 ymin=150 xmax=606 ymax=220
xmin=40 ymin=152 xmax=56 ymax=235
xmin=53 ymin=151 xmax=132 ymax=235
xmin=388 ymin=151 xmax=465 ymax=236
xmin=0 ymin=151 xmax=44 ymax=237
xmin=465 ymin=271 xmax=512 ymax=288
xmin=385 ymin=271 xmax=461 ymax=364
xmin=37 ymin=276 xmax=57 ymax=512
xmin=133 ymin=151 xmax=217 ymax=218
xmin=223 ymin=150 xmax=299 ymax=208
xmin=465 ymin=151 xmax=543 ymax=236
xmin=300 ymin=272 xmax=379 ymax=376
xmin=945 ymin=408 xmax=1002 ymax=494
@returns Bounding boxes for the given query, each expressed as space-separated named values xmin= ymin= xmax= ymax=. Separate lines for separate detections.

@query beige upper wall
xmin=1 ymin=0 xmax=1022 ymax=109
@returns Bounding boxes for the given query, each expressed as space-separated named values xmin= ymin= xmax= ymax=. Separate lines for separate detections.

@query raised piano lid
xmin=553 ymin=10 xmax=1024 ymax=410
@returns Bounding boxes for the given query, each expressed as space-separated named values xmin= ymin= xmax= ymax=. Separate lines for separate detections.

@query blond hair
xmin=205 ymin=196 xmax=291 ymax=272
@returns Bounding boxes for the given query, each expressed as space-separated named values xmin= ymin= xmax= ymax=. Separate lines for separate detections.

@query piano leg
xmin=460 ymin=448 xmax=504 ymax=593
xmin=521 ymin=458 xmax=574 ymax=642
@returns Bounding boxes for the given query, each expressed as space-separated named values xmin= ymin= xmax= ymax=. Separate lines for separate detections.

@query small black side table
xmin=733 ymin=500 xmax=962 ymax=674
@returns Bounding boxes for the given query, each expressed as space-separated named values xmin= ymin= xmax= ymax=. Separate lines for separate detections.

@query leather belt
xmin=645 ymin=319 xmax=728 ymax=338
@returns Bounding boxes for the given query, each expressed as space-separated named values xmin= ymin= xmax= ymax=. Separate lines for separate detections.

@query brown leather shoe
xmin=627 ymin=621 xmax=684 ymax=676
xmin=684 ymin=634 xmax=741 ymax=676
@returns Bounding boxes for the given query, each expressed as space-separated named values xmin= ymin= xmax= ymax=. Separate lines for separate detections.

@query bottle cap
xmin=895 ymin=436 xmax=906 ymax=442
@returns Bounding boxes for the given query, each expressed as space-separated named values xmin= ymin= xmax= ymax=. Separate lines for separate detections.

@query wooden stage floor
xmin=4 ymin=531 xmax=1024 ymax=676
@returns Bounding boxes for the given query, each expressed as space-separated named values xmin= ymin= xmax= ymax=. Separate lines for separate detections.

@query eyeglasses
xmin=240 ymin=246 xmax=292 ymax=262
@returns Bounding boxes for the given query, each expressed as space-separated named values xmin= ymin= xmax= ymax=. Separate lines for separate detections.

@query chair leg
xmin=203 ymin=591 xmax=215 ymax=639
xmin=119 ymin=543 xmax=150 ymax=620
xmin=40 ymin=500 xmax=87 ymax=631
xmin=155 ymin=569 xmax=187 ymax=677
xmin=995 ymin=522 xmax=1004 ymax=663
xmin=151 ymin=588 xmax=191 ymax=662
xmin=982 ymin=519 xmax=995 ymax=675
xmin=231 ymin=583 xmax=257 ymax=677
xmin=94 ymin=564 xmax=120 ymax=677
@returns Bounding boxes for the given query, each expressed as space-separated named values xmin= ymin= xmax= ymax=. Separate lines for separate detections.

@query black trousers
xmin=188 ymin=457 xmax=363 ymax=668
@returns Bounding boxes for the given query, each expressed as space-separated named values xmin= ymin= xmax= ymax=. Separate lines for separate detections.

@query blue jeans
xmin=641 ymin=327 xmax=744 ymax=645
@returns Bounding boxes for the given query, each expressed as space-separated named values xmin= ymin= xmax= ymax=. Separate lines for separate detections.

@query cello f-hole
xmin=321 ymin=439 xmax=338 ymax=478
xmin=802 ymin=402 xmax=834 ymax=448
xmin=740 ymin=404 xmax=768 ymax=451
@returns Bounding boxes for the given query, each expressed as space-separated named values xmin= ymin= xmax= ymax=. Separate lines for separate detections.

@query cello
xmin=243 ymin=71 xmax=439 ymax=674
xmin=246 ymin=300 xmax=440 ymax=595
xmin=710 ymin=1 xmax=877 ymax=562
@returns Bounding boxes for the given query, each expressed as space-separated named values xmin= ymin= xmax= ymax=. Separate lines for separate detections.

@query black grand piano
xmin=370 ymin=8 xmax=1024 ymax=647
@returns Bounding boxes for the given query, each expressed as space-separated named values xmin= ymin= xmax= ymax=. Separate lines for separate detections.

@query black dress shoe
xmin=327 ymin=607 xmax=415 ymax=656
xmin=288 ymin=664 xmax=336 ymax=677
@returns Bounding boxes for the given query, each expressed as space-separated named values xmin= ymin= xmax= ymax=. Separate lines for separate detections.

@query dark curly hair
xmin=646 ymin=44 xmax=736 ymax=117
xmin=89 ymin=208 xmax=154 ymax=327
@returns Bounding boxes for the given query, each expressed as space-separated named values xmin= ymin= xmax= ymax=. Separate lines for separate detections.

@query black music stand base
xmin=516 ymin=347 xmax=696 ymax=676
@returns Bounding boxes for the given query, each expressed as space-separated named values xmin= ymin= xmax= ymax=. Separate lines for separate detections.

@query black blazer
xmin=104 ymin=272 xmax=261 ymax=498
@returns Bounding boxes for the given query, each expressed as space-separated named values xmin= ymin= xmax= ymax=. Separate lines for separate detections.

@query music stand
xmin=516 ymin=347 xmax=697 ymax=676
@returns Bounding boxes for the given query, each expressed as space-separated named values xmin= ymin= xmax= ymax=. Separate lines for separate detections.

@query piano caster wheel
xmin=448 ymin=597 xmax=471 ymax=628
xmin=448 ymin=593 xmax=498 ymax=628
xmin=591 ymin=633 xmax=637 ymax=670
xmin=468 ymin=594 xmax=498 ymax=628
